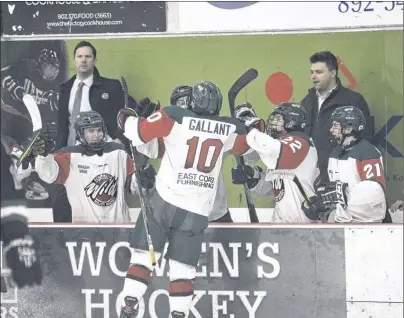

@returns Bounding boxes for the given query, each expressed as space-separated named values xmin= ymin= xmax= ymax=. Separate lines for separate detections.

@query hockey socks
xmin=169 ymin=279 xmax=194 ymax=317
xmin=121 ymin=264 xmax=151 ymax=313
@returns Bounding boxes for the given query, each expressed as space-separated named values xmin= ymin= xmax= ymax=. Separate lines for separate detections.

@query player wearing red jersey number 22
xmin=232 ymin=102 xmax=321 ymax=223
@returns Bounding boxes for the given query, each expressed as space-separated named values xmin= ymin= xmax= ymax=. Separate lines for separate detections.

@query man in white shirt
xmin=300 ymin=51 xmax=373 ymax=183
xmin=53 ymin=41 xmax=127 ymax=222
xmin=56 ymin=41 xmax=126 ymax=149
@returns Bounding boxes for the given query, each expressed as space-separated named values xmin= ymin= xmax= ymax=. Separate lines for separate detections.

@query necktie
xmin=68 ymin=81 xmax=84 ymax=146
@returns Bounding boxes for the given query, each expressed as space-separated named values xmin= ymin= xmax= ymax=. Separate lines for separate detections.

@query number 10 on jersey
xmin=185 ymin=137 xmax=223 ymax=173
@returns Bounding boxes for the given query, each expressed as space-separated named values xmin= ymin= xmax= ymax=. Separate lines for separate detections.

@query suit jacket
xmin=55 ymin=67 xmax=126 ymax=150
xmin=301 ymin=77 xmax=374 ymax=183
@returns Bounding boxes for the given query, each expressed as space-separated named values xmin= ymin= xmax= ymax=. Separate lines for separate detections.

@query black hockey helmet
xmin=38 ymin=48 xmax=60 ymax=80
xmin=331 ymin=106 xmax=366 ymax=136
xmin=266 ymin=102 xmax=307 ymax=138
xmin=74 ymin=111 xmax=107 ymax=151
xmin=330 ymin=106 xmax=366 ymax=149
xmin=191 ymin=81 xmax=222 ymax=116
xmin=170 ymin=85 xmax=193 ymax=108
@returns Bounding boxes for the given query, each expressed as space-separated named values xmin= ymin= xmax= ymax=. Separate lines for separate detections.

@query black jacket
xmin=301 ymin=78 xmax=374 ymax=183
xmin=55 ymin=67 xmax=126 ymax=150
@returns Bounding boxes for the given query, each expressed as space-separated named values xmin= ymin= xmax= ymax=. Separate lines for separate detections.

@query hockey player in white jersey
xmin=232 ymin=102 xmax=320 ymax=223
xmin=136 ymin=85 xmax=234 ymax=222
xmin=33 ymin=110 xmax=155 ymax=223
xmin=306 ymin=106 xmax=387 ymax=223
xmin=117 ymin=81 xmax=250 ymax=317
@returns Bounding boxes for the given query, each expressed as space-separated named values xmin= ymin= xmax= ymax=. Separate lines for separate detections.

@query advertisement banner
xmin=0 ymin=1 xmax=167 ymax=36
xmin=1 ymin=226 xmax=346 ymax=317
xmin=177 ymin=2 xmax=404 ymax=32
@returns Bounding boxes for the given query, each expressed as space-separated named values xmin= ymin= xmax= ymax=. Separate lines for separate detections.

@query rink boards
xmin=1 ymin=224 xmax=402 ymax=318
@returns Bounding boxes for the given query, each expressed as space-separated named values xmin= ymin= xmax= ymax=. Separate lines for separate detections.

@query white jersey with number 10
xmin=124 ymin=106 xmax=249 ymax=217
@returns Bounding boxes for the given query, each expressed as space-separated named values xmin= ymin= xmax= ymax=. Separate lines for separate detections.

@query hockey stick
xmin=17 ymin=94 xmax=42 ymax=167
xmin=228 ymin=68 xmax=259 ymax=223
xmin=121 ymin=76 xmax=156 ymax=266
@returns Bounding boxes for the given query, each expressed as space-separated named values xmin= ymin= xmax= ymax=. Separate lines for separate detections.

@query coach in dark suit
xmin=52 ymin=41 xmax=126 ymax=222
xmin=301 ymin=51 xmax=373 ymax=183
xmin=56 ymin=41 xmax=125 ymax=149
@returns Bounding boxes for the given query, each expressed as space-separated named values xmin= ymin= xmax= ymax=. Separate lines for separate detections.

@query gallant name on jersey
xmin=189 ymin=119 xmax=232 ymax=136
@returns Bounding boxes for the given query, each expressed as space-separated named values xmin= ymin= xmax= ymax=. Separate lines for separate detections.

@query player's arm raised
xmin=126 ymin=97 xmax=164 ymax=159
xmin=136 ymin=138 xmax=164 ymax=159
xmin=244 ymin=128 xmax=282 ymax=168
xmin=35 ymin=151 xmax=71 ymax=185
xmin=30 ymin=125 xmax=70 ymax=184
xmin=118 ymin=107 xmax=175 ymax=147
xmin=35 ymin=153 xmax=58 ymax=184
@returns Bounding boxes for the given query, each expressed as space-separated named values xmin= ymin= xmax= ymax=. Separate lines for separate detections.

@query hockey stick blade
xmin=228 ymin=68 xmax=258 ymax=116
xmin=17 ymin=95 xmax=43 ymax=167
xmin=23 ymin=94 xmax=42 ymax=131
xmin=121 ymin=76 xmax=156 ymax=266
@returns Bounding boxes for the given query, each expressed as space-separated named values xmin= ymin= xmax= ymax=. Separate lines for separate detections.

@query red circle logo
xmin=265 ymin=72 xmax=294 ymax=105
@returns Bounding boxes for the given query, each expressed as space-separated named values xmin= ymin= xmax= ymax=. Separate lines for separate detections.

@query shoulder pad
xmin=349 ymin=139 xmax=381 ymax=160
xmin=56 ymin=145 xmax=85 ymax=154
xmin=103 ymin=142 xmax=126 ymax=153
xmin=215 ymin=116 xmax=247 ymax=135
xmin=163 ymin=106 xmax=192 ymax=124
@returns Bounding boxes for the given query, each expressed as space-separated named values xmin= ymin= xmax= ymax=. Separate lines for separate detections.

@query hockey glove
xmin=138 ymin=164 xmax=156 ymax=189
xmin=390 ymin=200 xmax=403 ymax=213
xmin=234 ymin=102 xmax=265 ymax=132
xmin=135 ymin=97 xmax=160 ymax=118
xmin=117 ymin=108 xmax=138 ymax=131
xmin=42 ymin=121 xmax=57 ymax=141
xmin=231 ymin=165 xmax=262 ymax=189
xmin=317 ymin=181 xmax=348 ymax=210
xmin=334 ymin=181 xmax=348 ymax=210
xmin=301 ymin=196 xmax=330 ymax=221
xmin=1 ymin=215 xmax=43 ymax=288
xmin=22 ymin=137 xmax=48 ymax=157
xmin=32 ymin=138 xmax=47 ymax=157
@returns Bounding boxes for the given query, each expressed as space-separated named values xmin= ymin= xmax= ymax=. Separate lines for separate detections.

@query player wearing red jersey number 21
xmin=323 ymin=106 xmax=387 ymax=223
xmin=117 ymin=81 xmax=250 ymax=318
